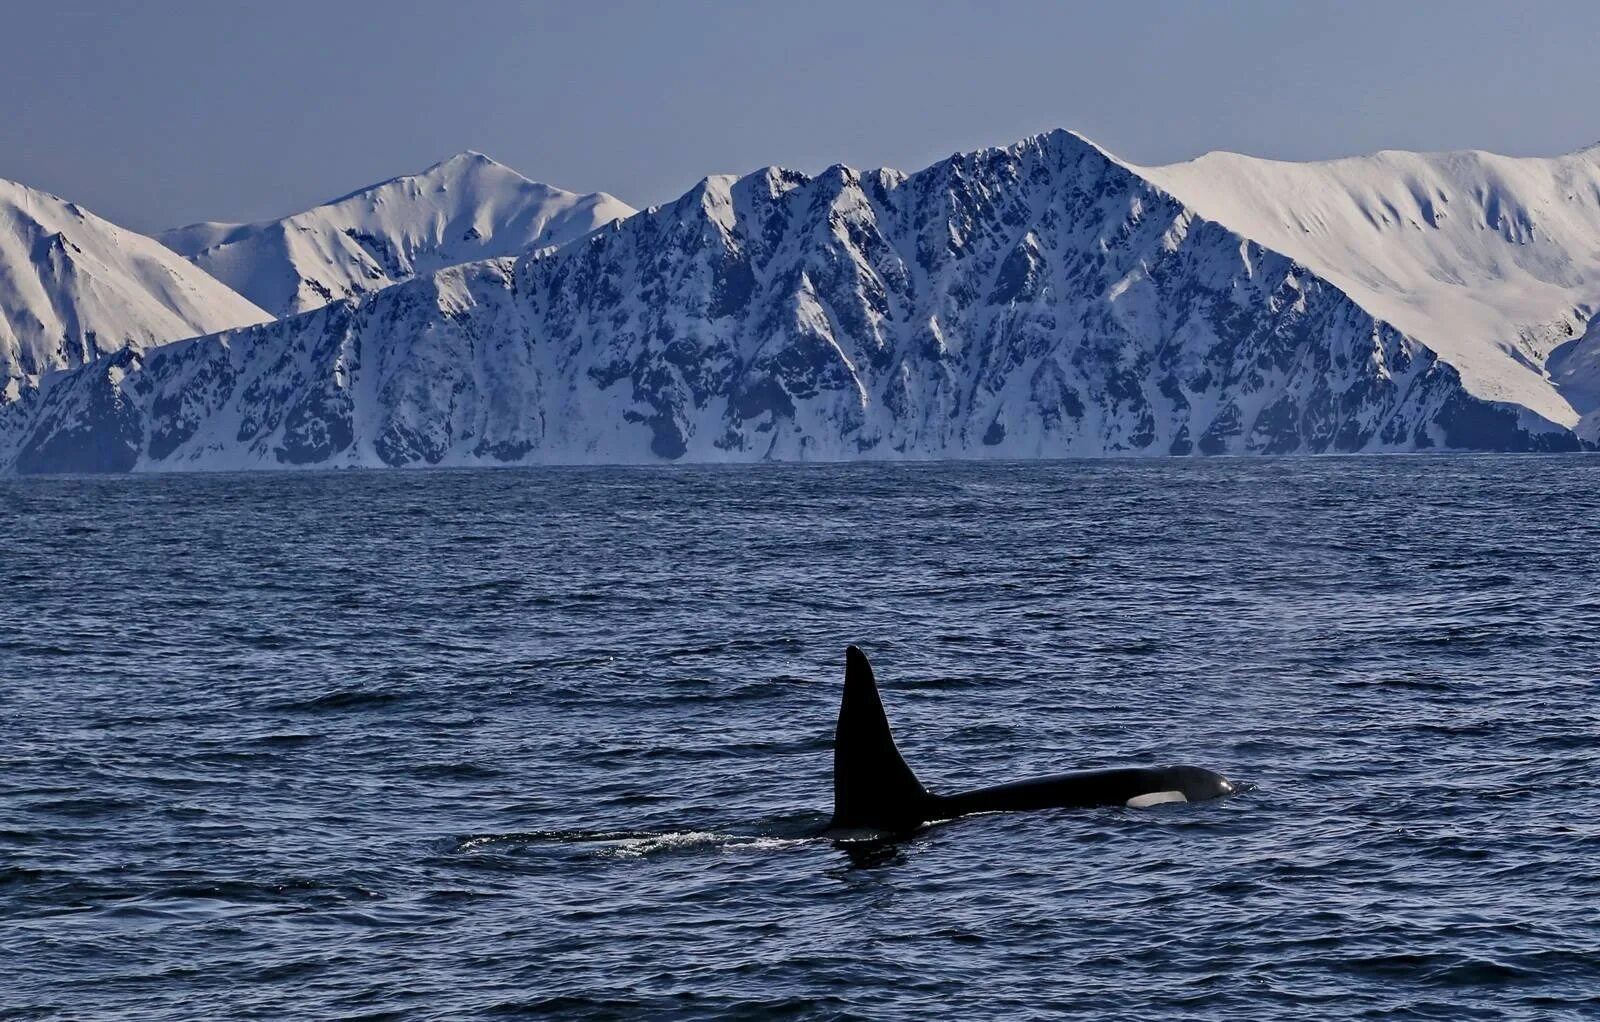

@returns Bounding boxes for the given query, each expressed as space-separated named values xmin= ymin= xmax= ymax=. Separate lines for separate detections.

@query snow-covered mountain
xmin=159 ymin=153 xmax=636 ymax=318
xmin=1139 ymin=144 xmax=1600 ymax=433
xmin=0 ymin=177 xmax=272 ymax=401
xmin=8 ymin=130 xmax=1583 ymax=474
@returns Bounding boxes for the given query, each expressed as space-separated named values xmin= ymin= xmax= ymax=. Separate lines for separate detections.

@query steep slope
xmin=0 ymin=178 xmax=272 ymax=397
xmin=1548 ymin=312 xmax=1600 ymax=440
xmin=160 ymin=153 xmax=636 ymax=318
xmin=9 ymin=131 xmax=1575 ymax=474
xmin=1139 ymin=145 xmax=1600 ymax=431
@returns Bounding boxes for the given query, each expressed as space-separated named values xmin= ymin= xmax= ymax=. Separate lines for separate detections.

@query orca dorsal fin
xmin=830 ymin=646 xmax=928 ymax=832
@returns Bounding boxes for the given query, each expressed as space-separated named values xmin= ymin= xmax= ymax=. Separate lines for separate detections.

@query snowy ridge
xmin=160 ymin=153 xmax=636 ymax=318
xmin=7 ymin=130 xmax=1580 ymax=474
xmin=0 ymin=178 xmax=271 ymax=398
xmin=1139 ymin=145 xmax=1600 ymax=431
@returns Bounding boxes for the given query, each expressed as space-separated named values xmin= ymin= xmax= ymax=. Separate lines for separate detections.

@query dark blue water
xmin=5 ymin=458 xmax=1600 ymax=1020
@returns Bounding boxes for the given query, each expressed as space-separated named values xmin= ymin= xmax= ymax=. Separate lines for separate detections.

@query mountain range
xmin=3 ymin=131 xmax=1598 ymax=473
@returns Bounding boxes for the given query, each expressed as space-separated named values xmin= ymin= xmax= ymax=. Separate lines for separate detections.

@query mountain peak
xmin=930 ymin=128 xmax=1122 ymax=174
xmin=159 ymin=153 xmax=637 ymax=317
xmin=0 ymin=176 xmax=271 ymax=386
xmin=1032 ymin=128 xmax=1127 ymax=167
xmin=315 ymin=152 xmax=529 ymax=208
xmin=426 ymin=150 xmax=506 ymax=174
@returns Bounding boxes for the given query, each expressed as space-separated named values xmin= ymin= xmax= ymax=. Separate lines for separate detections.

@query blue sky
xmin=4 ymin=0 xmax=1596 ymax=233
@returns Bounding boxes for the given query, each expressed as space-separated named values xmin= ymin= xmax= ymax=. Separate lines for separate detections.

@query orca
xmin=829 ymin=645 xmax=1243 ymax=834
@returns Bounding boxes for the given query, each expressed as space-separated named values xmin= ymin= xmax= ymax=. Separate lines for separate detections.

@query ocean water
xmin=4 ymin=457 xmax=1600 ymax=1020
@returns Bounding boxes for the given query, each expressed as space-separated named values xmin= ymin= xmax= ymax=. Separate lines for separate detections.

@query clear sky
xmin=4 ymin=0 xmax=1597 ymax=234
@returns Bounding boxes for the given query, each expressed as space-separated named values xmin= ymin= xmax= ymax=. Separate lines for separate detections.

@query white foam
xmin=599 ymin=832 xmax=812 ymax=860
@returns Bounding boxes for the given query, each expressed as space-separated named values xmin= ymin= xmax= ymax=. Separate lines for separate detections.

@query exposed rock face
xmin=4 ymin=132 xmax=1582 ymax=473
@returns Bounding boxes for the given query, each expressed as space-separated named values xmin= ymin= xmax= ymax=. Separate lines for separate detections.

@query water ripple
xmin=4 ymin=456 xmax=1600 ymax=1019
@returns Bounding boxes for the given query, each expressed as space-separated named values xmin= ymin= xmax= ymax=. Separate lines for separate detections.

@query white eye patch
xmin=1126 ymin=790 xmax=1189 ymax=809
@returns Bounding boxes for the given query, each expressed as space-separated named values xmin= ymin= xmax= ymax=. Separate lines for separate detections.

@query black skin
xmin=828 ymin=645 xmax=1241 ymax=836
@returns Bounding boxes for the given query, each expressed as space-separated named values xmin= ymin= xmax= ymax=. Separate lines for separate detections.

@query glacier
xmin=8 ymin=129 xmax=1591 ymax=475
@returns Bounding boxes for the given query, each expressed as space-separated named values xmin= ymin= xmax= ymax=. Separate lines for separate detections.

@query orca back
xmin=830 ymin=646 xmax=928 ymax=832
